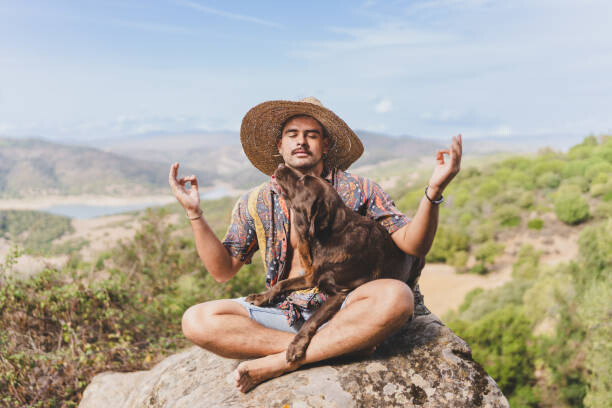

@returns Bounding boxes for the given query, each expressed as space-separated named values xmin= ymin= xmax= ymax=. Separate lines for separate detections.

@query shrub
xmin=512 ymin=245 xmax=541 ymax=280
xmin=470 ymin=221 xmax=496 ymax=244
xmin=448 ymin=305 xmax=537 ymax=399
xmin=519 ymin=191 xmax=535 ymax=209
xmin=426 ymin=225 xmax=469 ymax=263
xmin=527 ymin=218 xmax=544 ymax=230
xmin=473 ymin=241 xmax=505 ymax=273
xmin=554 ymin=188 xmax=590 ymax=225
xmin=536 ymin=172 xmax=561 ymax=189
xmin=584 ymin=161 xmax=612 ymax=182
xmin=590 ymin=181 xmax=612 ymax=198
xmin=592 ymin=202 xmax=612 ymax=220
xmin=450 ymin=250 xmax=469 ymax=268
xmin=493 ymin=204 xmax=521 ymax=227
xmin=477 ymin=180 xmax=500 ymax=200
xmin=562 ymin=176 xmax=590 ymax=193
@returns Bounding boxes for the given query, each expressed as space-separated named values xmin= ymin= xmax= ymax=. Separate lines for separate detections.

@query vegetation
xmin=0 ymin=207 xmax=265 ymax=407
xmin=0 ymin=210 xmax=77 ymax=255
xmin=445 ymin=216 xmax=612 ymax=407
xmin=393 ymin=135 xmax=612 ymax=273
xmin=0 ymin=135 xmax=610 ymax=406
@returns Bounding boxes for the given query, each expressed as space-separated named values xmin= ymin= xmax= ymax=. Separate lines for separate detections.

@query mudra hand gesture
xmin=169 ymin=162 xmax=202 ymax=219
xmin=428 ymin=134 xmax=462 ymax=195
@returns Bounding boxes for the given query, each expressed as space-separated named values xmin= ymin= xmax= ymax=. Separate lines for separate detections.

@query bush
xmin=590 ymin=181 xmax=612 ymax=198
xmin=527 ymin=218 xmax=544 ymax=230
xmin=473 ymin=241 xmax=505 ymax=273
xmin=554 ymin=190 xmax=590 ymax=225
xmin=592 ymin=202 xmax=612 ymax=220
xmin=493 ymin=204 xmax=521 ymax=228
xmin=448 ymin=306 xmax=537 ymax=399
xmin=426 ymin=225 xmax=469 ymax=263
xmin=584 ymin=162 xmax=612 ymax=182
xmin=477 ymin=180 xmax=500 ymax=200
xmin=0 ymin=210 xmax=74 ymax=254
xmin=519 ymin=191 xmax=535 ymax=209
xmin=536 ymin=172 xmax=561 ymax=189
xmin=562 ymin=176 xmax=590 ymax=193
xmin=0 ymin=208 xmax=266 ymax=406
xmin=512 ymin=244 xmax=541 ymax=279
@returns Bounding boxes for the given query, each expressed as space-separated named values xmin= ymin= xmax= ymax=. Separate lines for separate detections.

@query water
xmin=43 ymin=203 xmax=161 ymax=219
xmin=41 ymin=187 xmax=234 ymax=219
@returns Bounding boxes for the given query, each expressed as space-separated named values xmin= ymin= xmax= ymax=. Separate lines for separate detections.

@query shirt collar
xmin=270 ymin=166 xmax=336 ymax=194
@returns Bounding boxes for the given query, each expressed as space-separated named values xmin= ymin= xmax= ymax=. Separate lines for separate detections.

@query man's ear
xmin=323 ymin=136 xmax=330 ymax=155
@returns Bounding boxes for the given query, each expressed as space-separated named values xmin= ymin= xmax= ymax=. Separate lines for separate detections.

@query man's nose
xmin=296 ymin=133 xmax=308 ymax=145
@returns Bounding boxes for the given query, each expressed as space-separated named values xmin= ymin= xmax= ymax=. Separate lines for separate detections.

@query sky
xmin=1 ymin=0 xmax=611 ymax=143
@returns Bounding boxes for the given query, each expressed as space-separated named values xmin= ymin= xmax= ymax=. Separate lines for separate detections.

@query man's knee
xmin=373 ymin=279 xmax=414 ymax=325
xmin=181 ymin=302 xmax=218 ymax=347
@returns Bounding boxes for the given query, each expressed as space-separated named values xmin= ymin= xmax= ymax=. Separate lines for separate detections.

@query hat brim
xmin=241 ymin=100 xmax=363 ymax=176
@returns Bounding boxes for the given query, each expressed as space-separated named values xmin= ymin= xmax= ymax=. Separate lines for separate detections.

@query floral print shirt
xmin=222 ymin=168 xmax=410 ymax=326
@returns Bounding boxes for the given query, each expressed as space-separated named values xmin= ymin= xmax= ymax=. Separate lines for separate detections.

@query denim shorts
xmin=231 ymin=295 xmax=352 ymax=334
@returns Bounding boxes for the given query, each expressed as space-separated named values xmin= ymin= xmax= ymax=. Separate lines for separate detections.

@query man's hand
xmin=169 ymin=162 xmax=202 ymax=218
xmin=427 ymin=134 xmax=462 ymax=197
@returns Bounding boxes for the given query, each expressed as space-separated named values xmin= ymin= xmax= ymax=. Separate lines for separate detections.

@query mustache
xmin=292 ymin=147 xmax=312 ymax=155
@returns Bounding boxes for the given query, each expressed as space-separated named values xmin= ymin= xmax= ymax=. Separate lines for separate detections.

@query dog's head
xmin=273 ymin=164 xmax=339 ymax=237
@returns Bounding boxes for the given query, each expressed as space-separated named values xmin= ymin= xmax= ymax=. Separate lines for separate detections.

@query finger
xmin=189 ymin=177 xmax=200 ymax=196
xmin=178 ymin=176 xmax=195 ymax=186
xmin=169 ymin=162 xmax=179 ymax=182
xmin=189 ymin=176 xmax=199 ymax=190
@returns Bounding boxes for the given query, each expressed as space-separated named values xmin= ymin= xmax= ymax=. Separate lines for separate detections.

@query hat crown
xmin=299 ymin=96 xmax=323 ymax=107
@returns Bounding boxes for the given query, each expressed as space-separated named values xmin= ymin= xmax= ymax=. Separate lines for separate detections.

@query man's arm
xmin=391 ymin=134 xmax=462 ymax=257
xmin=169 ymin=163 xmax=244 ymax=282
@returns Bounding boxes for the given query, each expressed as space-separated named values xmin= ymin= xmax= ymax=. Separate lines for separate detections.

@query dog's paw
xmin=286 ymin=336 xmax=309 ymax=363
xmin=245 ymin=293 xmax=270 ymax=306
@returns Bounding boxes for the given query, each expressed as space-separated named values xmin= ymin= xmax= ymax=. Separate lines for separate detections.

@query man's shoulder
xmin=334 ymin=168 xmax=375 ymax=190
xmin=335 ymin=168 xmax=369 ymax=182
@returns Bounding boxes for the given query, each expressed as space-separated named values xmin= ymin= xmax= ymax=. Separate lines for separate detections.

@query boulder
xmin=79 ymin=313 xmax=509 ymax=407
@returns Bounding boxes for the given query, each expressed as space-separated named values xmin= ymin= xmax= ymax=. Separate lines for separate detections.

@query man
xmin=169 ymin=97 xmax=462 ymax=393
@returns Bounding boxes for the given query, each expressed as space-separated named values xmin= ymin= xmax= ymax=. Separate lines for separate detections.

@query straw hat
xmin=240 ymin=97 xmax=364 ymax=175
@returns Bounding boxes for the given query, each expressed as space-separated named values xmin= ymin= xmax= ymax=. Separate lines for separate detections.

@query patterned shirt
xmin=222 ymin=167 xmax=411 ymax=326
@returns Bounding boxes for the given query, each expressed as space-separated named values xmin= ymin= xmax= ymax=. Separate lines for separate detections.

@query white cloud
xmin=111 ymin=19 xmax=195 ymax=34
xmin=178 ymin=1 xmax=283 ymax=29
xmin=290 ymin=22 xmax=455 ymax=59
xmin=375 ymin=99 xmax=393 ymax=113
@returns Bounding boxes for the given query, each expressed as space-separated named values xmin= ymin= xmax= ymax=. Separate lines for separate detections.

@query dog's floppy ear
xmin=308 ymin=195 xmax=332 ymax=237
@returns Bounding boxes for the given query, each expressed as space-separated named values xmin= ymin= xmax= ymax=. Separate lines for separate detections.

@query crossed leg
xmin=181 ymin=278 xmax=414 ymax=393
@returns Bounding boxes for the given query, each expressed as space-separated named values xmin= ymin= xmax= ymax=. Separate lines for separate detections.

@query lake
xmin=41 ymin=187 xmax=233 ymax=219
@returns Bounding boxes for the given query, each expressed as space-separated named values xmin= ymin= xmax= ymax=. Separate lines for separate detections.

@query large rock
xmin=79 ymin=314 xmax=509 ymax=407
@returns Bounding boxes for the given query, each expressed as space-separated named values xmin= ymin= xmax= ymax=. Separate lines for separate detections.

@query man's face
xmin=277 ymin=115 xmax=329 ymax=175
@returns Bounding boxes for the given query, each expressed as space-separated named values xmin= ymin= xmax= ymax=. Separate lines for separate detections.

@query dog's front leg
xmin=286 ymin=294 xmax=346 ymax=363
xmin=245 ymin=274 xmax=314 ymax=306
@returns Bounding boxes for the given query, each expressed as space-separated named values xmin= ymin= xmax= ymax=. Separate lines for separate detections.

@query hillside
xmin=89 ymin=130 xmax=446 ymax=189
xmin=0 ymin=138 xmax=210 ymax=198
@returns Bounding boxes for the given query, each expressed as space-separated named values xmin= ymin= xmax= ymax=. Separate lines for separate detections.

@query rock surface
xmin=79 ymin=313 xmax=509 ymax=408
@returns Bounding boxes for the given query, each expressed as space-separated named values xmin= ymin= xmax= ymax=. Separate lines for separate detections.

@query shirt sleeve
xmin=221 ymin=193 xmax=258 ymax=264
xmin=365 ymin=179 xmax=411 ymax=234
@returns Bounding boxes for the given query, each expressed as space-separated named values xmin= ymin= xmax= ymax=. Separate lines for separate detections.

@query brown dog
xmin=246 ymin=164 xmax=423 ymax=362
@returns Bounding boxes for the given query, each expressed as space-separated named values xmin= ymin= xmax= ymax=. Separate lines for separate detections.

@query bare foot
xmin=233 ymin=353 xmax=299 ymax=393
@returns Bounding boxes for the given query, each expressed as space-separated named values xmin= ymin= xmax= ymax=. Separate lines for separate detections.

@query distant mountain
xmin=0 ymin=138 xmax=210 ymax=198
xmin=87 ymin=130 xmax=445 ymax=187
xmin=356 ymin=131 xmax=447 ymax=165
